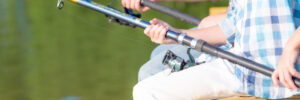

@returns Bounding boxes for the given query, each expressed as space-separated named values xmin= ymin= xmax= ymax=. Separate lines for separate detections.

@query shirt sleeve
xmin=217 ymin=0 xmax=237 ymax=43
xmin=294 ymin=0 xmax=300 ymax=27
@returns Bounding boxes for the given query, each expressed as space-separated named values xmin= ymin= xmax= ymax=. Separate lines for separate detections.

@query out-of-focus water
xmin=0 ymin=0 xmax=228 ymax=100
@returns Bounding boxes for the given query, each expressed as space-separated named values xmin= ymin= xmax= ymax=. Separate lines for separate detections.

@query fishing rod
xmin=140 ymin=0 xmax=201 ymax=26
xmin=56 ymin=0 xmax=300 ymax=87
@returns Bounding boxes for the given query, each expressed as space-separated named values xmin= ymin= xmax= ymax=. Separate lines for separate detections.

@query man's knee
xmin=132 ymin=84 xmax=142 ymax=100
xmin=138 ymin=62 xmax=168 ymax=81
xmin=138 ymin=66 xmax=150 ymax=81
xmin=133 ymin=83 xmax=155 ymax=100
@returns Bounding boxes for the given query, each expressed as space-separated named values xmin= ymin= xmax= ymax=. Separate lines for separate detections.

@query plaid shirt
xmin=216 ymin=0 xmax=300 ymax=99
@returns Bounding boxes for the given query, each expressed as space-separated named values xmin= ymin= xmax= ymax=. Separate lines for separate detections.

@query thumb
xmin=154 ymin=19 xmax=164 ymax=24
xmin=155 ymin=19 xmax=169 ymax=27
xmin=150 ymin=18 xmax=159 ymax=25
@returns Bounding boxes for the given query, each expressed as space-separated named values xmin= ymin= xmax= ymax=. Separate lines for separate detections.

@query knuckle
xmin=149 ymin=28 xmax=154 ymax=33
xmin=144 ymin=31 xmax=149 ymax=35
xmin=271 ymin=74 xmax=276 ymax=78
xmin=163 ymin=28 xmax=167 ymax=32
xmin=158 ymin=40 xmax=162 ymax=43
xmin=155 ymin=28 xmax=160 ymax=33
xmin=144 ymin=29 xmax=149 ymax=33
xmin=151 ymin=39 xmax=155 ymax=42
xmin=291 ymin=70 xmax=298 ymax=75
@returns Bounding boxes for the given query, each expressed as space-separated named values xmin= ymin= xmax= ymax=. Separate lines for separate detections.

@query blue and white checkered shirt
xmin=217 ymin=0 xmax=300 ymax=99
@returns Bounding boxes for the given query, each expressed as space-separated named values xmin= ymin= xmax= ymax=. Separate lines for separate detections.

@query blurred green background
xmin=0 ymin=0 xmax=228 ymax=100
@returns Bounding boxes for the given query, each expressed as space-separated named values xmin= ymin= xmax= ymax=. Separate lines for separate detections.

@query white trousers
xmin=133 ymin=58 xmax=243 ymax=100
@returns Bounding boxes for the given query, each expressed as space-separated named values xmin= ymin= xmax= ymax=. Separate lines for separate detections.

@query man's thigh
xmin=133 ymin=58 xmax=241 ymax=100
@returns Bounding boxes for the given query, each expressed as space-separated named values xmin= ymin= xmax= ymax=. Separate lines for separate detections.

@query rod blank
xmin=141 ymin=0 xmax=201 ymax=26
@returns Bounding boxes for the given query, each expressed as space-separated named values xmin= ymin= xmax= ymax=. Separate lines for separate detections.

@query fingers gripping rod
xmin=56 ymin=0 xmax=300 ymax=87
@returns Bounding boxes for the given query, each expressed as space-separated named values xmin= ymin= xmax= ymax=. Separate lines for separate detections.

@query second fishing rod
xmin=140 ymin=0 xmax=201 ymax=26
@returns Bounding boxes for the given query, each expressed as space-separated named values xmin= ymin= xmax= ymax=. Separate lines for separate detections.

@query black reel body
xmin=105 ymin=6 xmax=141 ymax=28
xmin=163 ymin=50 xmax=191 ymax=72
xmin=162 ymin=48 xmax=205 ymax=72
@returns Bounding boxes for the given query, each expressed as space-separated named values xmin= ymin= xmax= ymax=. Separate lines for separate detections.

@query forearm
xmin=197 ymin=13 xmax=227 ymax=29
xmin=179 ymin=24 xmax=227 ymax=45
xmin=284 ymin=28 xmax=300 ymax=51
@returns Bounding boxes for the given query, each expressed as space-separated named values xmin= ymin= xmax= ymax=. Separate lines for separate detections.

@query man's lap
xmin=133 ymin=58 xmax=242 ymax=100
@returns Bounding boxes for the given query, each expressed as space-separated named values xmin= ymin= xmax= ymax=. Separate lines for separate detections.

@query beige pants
xmin=133 ymin=58 xmax=243 ymax=100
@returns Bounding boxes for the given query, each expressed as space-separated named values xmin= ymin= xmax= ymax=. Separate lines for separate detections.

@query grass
xmin=0 ymin=0 xmax=228 ymax=100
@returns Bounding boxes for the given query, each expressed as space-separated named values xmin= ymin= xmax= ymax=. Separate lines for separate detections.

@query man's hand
xmin=122 ymin=0 xmax=157 ymax=12
xmin=144 ymin=18 xmax=178 ymax=44
xmin=272 ymin=47 xmax=300 ymax=90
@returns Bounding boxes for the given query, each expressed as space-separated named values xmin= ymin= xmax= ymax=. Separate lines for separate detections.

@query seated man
xmin=122 ymin=0 xmax=230 ymax=81
xmin=133 ymin=0 xmax=300 ymax=99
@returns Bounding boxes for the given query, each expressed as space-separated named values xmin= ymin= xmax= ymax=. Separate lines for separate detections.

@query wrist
xmin=283 ymin=46 xmax=298 ymax=57
xmin=284 ymin=42 xmax=298 ymax=52
xmin=169 ymin=28 xmax=182 ymax=33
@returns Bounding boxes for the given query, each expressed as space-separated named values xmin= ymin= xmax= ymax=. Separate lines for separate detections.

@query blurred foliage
xmin=0 ymin=0 xmax=228 ymax=100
